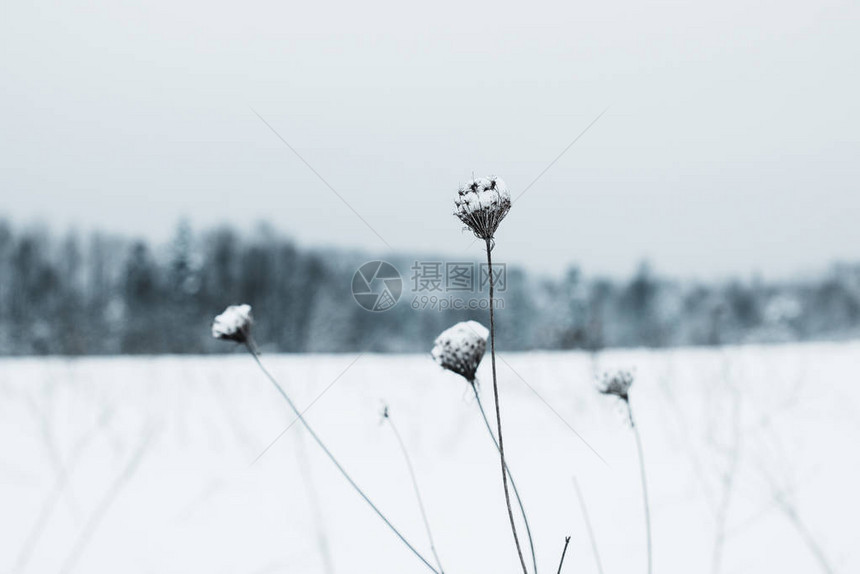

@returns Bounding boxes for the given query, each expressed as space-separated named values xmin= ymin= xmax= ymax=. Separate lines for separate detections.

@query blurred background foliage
xmin=1 ymin=218 xmax=859 ymax=355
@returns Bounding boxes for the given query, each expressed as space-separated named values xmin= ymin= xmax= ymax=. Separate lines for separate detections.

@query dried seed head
xmin=597 ymin=369 xmax=634 ymax=400
xmin=454 ymin=176 xmax=511 ymax=240
xmin=212 ymin=304 xmax=253 ymax=343
xmin=431 ymin=321 xmax=489 ymax=383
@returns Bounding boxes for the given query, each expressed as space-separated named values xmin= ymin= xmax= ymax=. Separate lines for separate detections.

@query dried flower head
xmin=211 ymin=304 xmax=253 ymax=343
xmin=598 ymin=370 xmax=634 ymax=400
xmin=454 ymin=176 xmax=511 ymax=240
xmin=431 ymin=321 xmax=489 ymax=383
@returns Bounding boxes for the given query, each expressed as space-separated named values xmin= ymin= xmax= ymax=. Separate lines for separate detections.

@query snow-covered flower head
xmin=431 ymin=321 xmax=489 ymax=383
xmin=212 ymin=304 xmax=253 ymax=343
xmin=597 ymin=370 xmax=634 ymax=400
xmin=454 ymin=176 xmax=511 ymax=240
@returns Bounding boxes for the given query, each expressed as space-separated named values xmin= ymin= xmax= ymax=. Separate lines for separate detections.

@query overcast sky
xmin=1 ymin=0 xmax=857 ymax=279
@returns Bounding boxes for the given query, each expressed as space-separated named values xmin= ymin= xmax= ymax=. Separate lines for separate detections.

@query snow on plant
xmin=454 ymin=176 xmax=511 ymax=241
xmin=211 ymin=304 xmax=253 ymax=343
xmin=431 ymin=320 xmax=488 ymax=383
xmin=598 ymin=369 xmax=653 ymax=574
xmin=211 ymin=305 xmax=441 ymax=574
xmin=431 ymin=320 xmax=538 ymax=574
xmin=205 ymin=173 xmax=634 ymax=574
xmin=452 ymin=175 xmax=532 ymax=574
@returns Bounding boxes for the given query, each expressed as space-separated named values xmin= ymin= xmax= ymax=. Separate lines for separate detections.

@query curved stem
xmin=626 ymin=400 xmax=652 ymax=574
xmin=573 ymin=477 xmax=605 ymax=574
xmin=245 ymin=343 xmax=440 ymax=574
xmin=472 ymin=385 xmax=538 ymax=574
xmin=485 ymin=238 xmax=530 ymax=574
xmin=385 ymin=411 xmax=446 ymax=574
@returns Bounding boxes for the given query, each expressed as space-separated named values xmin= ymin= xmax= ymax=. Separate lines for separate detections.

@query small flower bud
xmin=597 ymin=370 xmax=634 ymax=400
xmin=431 ymin=321 xmax=489 ymax=383
xmin=454 ymin=176 xmax=511 ymax=240
xmin=212 ymin=304 xmax=253 ymax=343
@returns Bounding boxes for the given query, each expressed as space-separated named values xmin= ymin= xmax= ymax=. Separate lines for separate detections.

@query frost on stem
xmin=211 ymin=304 xmax=253 ymax=343
xmin=430 ymin=321 xmax=489 ymax=383
xmin=597 ymin=369 xmax=634 ymax=402
xmin=454 ymin=176 xmax=511 ymax=240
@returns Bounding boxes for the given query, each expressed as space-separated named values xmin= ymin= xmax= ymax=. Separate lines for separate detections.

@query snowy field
xmin=1 ymin=343 xmax=857 ymax=574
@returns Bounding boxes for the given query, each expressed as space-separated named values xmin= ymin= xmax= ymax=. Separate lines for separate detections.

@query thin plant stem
xmin=244 ymin=342 xmax=440 ymax=574
xmin=26 ymin=393 xmax=81 ymax=521
xmin=58 ymin=427 xmax=155 ymax=574
xmin=771 ymin=494 xmax=835 ymax=574
xmin=573 ymin=477 xmax=605 ymax=574
xmin=556 ymin=536 xmax=571 ymax=574
xmin=384 ymin=409 xmax=445 ymax=574
xmin=783 ymin=507 xmax=835 ymax=574
xmin=626 ymin=399 xmax=652 ymax=574
xmin=472 ymin=384 xmax=538 ymax=574
xmin=485 ymin=238 xmax=529 ymax=574
xmin=711 ymin=389 xmax=742 ymax=574
xmin=294 ymin=429 xmax=336 ymax=574
xmin=15 ymin=409 xmax=111 ymax=572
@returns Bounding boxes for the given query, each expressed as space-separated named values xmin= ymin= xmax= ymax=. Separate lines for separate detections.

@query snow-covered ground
xmin=1 ymin=343 xmax=857 ymax=574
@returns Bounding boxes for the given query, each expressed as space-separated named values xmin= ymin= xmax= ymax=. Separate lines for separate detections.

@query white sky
xmin=1 ymin=0 xmax=858 ymax=279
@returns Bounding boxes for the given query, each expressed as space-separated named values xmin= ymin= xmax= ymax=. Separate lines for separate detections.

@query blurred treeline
xmin=1 ymin=219 xmax=859 ymax=355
